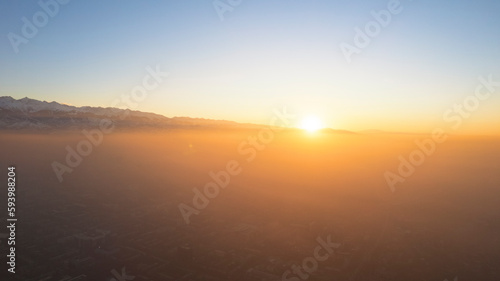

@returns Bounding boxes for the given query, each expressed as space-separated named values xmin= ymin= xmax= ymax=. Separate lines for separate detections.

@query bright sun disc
xmin=300 ymin=116 xmax=323 ymax=133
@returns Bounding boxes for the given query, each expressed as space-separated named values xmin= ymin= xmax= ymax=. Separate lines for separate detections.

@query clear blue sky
xmin=1 ymin=0 xmax=499 ymax=133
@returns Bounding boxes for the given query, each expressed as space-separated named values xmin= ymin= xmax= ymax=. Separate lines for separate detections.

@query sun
xmin=300 ymin=116 xmax=324 ymax=133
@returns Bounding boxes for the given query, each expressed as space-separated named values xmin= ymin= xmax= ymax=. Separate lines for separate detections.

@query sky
xmin=0 ymin=0 xmax=499 ymax=134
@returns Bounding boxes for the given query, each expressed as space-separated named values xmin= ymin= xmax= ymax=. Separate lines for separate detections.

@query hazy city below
xmin=1 ymin=129 xmax=499 ymax=280
xmin=2 ymin=1 xmax=500 ymax=280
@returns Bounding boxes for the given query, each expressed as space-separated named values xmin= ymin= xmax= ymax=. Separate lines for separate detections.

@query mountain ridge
xmin=0 ymin=96 xmax=357 ymax=134
xmin=0 ymin=96 xmax=248 ymax=131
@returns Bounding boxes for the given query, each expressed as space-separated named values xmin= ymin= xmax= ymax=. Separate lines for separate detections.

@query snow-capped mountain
xmin=1 ymin=96 xmax=75 ymax=113
xmin=0 ymin=96 xmax=166 ymax=119
xmin=0 ymin=96 xmax=241 ymax=130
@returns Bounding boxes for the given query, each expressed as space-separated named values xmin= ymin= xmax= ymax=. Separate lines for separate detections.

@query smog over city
xmin=1 ymin=1 xmax=499 ymax=281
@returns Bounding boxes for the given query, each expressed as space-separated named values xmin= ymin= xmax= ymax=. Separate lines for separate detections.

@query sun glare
xmin=300 ymin=116 xmax=323 ymax=133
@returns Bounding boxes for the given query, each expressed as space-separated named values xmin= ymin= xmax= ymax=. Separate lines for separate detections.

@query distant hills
xmin=0 ymin=96 xmax=357 ymax=134
xmin=0 ymin=96 xmax=252 ymax=131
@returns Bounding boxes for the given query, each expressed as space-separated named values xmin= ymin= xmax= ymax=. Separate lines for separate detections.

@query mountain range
xmin=0 ymin=96 xmax=250 ymax=131
xmin=0 ymin=96 xmax=359 ymax=134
